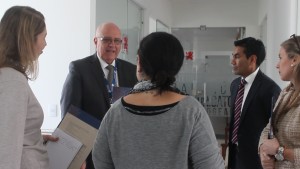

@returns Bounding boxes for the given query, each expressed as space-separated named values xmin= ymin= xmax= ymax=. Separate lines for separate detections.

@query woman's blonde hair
xmin=280 ymin=35 xmax=300 ymax=108
xmin=0 ymin=6 xmax=45 ymax=80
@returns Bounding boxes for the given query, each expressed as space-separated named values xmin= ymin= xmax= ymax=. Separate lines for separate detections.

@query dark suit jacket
xmin=228 ymin=70 xmax=281 ymax=169
xmin=60 ymin=53 xmax=137 ymax=169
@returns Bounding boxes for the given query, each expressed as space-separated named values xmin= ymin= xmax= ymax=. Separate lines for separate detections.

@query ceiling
xmin=171 ymin=27 xmax=242 ymax=42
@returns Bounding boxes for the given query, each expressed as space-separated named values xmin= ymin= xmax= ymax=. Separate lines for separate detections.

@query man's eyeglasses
xmin=290 ymin=34 xmax=300 ymax=51
xmin=98 ymin=37 xmax=122 ymax=45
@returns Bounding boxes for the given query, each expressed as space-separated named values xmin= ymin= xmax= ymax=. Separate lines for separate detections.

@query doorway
xmin=172 ymin=27 xmax=244 ymax=140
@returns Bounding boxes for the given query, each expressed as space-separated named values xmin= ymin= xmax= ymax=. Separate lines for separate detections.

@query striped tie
xmin=231 ymin=79 xmax=247 ymax=144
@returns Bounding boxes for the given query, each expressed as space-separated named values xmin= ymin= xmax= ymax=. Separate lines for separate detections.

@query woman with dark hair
xmin=259 ymin=35 xmax=300 ymax=169
xmin=92 ymin=32 xmax=224 ymax=169
xmin=0 ymin=6 xmax=57 ymax=169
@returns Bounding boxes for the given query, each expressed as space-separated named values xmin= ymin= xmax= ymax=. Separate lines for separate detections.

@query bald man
xmin=60 ymin=22 xmax=137 ymax=169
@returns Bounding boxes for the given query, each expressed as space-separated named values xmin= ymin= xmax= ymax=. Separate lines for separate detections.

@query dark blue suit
xmin=60 ymin=53 xmax=137 ymax=169
xmin=228 ymin=70 xmax=281 ymax=169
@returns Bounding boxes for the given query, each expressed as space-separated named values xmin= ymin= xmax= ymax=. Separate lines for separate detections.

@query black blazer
xmin=60 ymin=54 xmax=137 ymax=169
xmin=61 ymin=53 xmax=137 ymax=119
xmin=228 ymin=70 xmax=281 ymax=169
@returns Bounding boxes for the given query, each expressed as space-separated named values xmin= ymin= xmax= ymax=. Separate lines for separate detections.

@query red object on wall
xmin=185 ymin=51 xmax=193 ymax=60
xmin=123 ymin=36 xmax=128 ymax=53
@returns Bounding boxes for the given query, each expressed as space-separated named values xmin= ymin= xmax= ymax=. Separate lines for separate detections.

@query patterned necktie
xmin=106 ymin=64 xmax=114 ymax=88
xmin=232 ymin=79 xmax=247 ymax=144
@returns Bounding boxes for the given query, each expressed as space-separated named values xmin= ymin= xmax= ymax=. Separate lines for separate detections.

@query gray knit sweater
xmin=92 ymin=96 xmax=224 ymax=169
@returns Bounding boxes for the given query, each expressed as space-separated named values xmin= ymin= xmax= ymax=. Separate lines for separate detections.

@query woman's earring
xmin=291 ymin=64 xmax=294 ymax=67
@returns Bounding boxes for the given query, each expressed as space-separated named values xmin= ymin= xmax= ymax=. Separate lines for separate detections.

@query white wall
xmin=0 ymin=1 xmax=94 ymax=131
xmin=258 ymin=0 xmax=297 ymax=89
xmin=171 ymin=0 xmax=260 ymax=37
xmin=133 ymin=0 xmax=173 ymax=35
xmin=258 ymin=0 xmax=268 ymax=26
xmin=95 ymin=0 xmax=128 ymax=30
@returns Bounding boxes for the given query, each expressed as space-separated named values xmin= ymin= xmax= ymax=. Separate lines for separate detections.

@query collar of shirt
xmin=241 ymin=68 xmax=259 ymax=108
xmin=97 ymin=54 xmax=116 ymax=78
xmin=244 ymin=67 xmax=259 ymax=86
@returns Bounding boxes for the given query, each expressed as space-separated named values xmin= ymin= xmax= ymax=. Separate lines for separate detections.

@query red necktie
xmin=232 ymin=79 xmax=247 ymax=144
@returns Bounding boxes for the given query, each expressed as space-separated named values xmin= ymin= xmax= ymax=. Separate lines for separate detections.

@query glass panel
xmin=173 ymin=27 xmax=241 ymax=140
xmin=119 ymin=0 xmax=143 ymax=64
xmin=175 ymin=53 xmax=237 ymax=139
xmin=203 ymin=55 xmax=236 ymax=138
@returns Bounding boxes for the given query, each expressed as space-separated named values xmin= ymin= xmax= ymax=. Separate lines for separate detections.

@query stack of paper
xmin=47 ymin=128 xmax=82 ymax=169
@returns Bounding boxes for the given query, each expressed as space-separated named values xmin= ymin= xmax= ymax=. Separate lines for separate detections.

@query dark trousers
xmin=229 ymin=143 xmax=263 ymax=169
xmin=86 ymin=153 xmax=95 ymax=169
xmin=229 ymin=143 xmax=240 ymax=169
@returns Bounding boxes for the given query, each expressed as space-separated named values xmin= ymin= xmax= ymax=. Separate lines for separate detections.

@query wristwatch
xmin=275 ymin=146 xmax=285 ymax=161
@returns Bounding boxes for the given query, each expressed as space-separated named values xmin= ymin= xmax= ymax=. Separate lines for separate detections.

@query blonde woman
xmin=259 ymin=34 xmax=300 ymax=169
xmin=0 ymin=6 xmax=57 ymax=169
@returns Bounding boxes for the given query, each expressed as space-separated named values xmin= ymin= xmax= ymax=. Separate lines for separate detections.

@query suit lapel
xmin=90 ymin=54 xmax=105 ymax=84
xmin=239 ymin=70 xmax=263 ymax=123
xmin=89 ymin=53 xmax=110 ymax=105
xmin=116 ymin=59 xmax=125 ymax=86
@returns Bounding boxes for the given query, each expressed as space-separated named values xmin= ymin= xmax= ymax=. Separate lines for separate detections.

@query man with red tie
xmin=228 ymin=37 xmax=281 ymax=169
